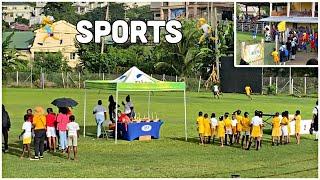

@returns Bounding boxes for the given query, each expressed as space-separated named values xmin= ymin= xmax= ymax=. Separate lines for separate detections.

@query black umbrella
xmin=51 ymin=98 xmax=78 ymax=107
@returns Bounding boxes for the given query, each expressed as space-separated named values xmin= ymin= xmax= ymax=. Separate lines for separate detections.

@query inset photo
xmin=235 ymin=2 xmax=318 ymax=66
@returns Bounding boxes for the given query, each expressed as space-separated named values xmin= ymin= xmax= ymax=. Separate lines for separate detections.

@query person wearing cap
xmin=32 ymin=107 xmax=46 ymax=160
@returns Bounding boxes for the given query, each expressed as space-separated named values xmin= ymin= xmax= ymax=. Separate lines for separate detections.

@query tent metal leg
xmin=184 ymin=89 xmax=187 ymax=141
xmin=115 ymin=89 xmax=118 ymax=144
xmin=83 ymin=88 xmax=87 ymax=137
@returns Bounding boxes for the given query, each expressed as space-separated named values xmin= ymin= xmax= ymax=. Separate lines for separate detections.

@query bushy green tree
xmin=15 ymin=17 xmax=29 ymax=25
xmin=33 ymin=52 xmax=64 ymax=72
xmin=43 ymin=2 xmax=80 ymax=25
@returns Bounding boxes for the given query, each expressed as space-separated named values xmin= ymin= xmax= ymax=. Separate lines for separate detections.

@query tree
xmin=33 ymin=52 xmax=65 ymax=72
xmin=15 ymin=16 xmax=29 ymax=25
xmin=43 ymin=2 xmax=80 ymax=25
xmin=154 ymin=19 xmax=212 ymax=77
xmin=2 ymin=32 xmax=27 ymax=75
xmin=126 ymin=5 xmax=153 ymax=21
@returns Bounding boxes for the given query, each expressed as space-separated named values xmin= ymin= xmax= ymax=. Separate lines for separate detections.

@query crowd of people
xmin=2 ymin=105 xmax=80 ymax=160
xmin=270 ymin=27 xmax=318 ymax=65
xmin=196 ymin=101 xmax=318 ymax=150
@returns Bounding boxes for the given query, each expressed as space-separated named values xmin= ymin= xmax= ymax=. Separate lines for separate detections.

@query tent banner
xmin=117 ymin=82 xmax=185 ymax=91
xmin=241 ymin=40 xmax=264 ymax=65
xmin=85 ymin=80 xmax=185 ymax=91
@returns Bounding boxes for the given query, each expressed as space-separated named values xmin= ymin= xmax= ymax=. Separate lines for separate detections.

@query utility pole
xmin=100 ymin=2 xmax=109 ymax=54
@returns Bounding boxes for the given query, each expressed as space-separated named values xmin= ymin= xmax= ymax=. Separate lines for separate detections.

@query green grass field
xmin=2 ymin=88 xmax=318 ymax=178
xmin=236 ymin=32 xmax=275 ymax=65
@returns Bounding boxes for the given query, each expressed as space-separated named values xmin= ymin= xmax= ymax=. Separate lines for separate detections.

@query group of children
xmin=20 ymin=107 xmax=80 ymax=160
xmin=196 ymin=109 xmax=302 ymax=150
xmin=271 ymin=31 xmax=318 ymax=65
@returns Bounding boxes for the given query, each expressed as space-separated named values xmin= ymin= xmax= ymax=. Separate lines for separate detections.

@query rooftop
xmin=2 ymin=31 xmax=35 ymax=49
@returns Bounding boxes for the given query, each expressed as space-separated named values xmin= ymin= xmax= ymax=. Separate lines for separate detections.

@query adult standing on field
xmin=312 ymin=101 xmax=318 ymax=141
xmin=56 ymin=107 xmax=69 ymax=152
xmin=122 ymin=95 xmax=134 ymax=118
xmin=32 ymin=107 xmax=46 ymax=160
xmin=245 ymin=85 xmax=252 ymax=100
xmin=93 ymin=100 xmax=107 ymax=138
xmin=108 ymin=95 xmax=116 ymax=123
xmin=2 ymin=105 xmax=11 ymax=153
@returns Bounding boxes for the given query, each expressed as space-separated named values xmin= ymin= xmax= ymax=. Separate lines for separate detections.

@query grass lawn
xmin=2 ymin=88 xmax=318 ymax=178
xmin=236 ymin=31 xmax=276 ymax=65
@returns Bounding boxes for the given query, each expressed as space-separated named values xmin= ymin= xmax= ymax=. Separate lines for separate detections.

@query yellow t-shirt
xmin=241 ymin=117 xmax=250 ymax=131
xmin=272 ymin=117 xmax=280 ymax=129
xmin=203 ymin=117 xmax=211 ymax=136
xmin=245 ymin=86 xmax=251 ymax=94
xmin=281 ymin=117 xmax=289 ymax=126
xmin=236 ymin=115 xmax=242 ymax=129
xmin=33 ymin=114 xmax=46 ymax=130
xmin=295 ymin=115 xmax=301 ymax=127
xmin=224 ymin=117 xmax=232 ymax=128
xmin=217 ymin=121 xmax=225 ymax=137
xmin=271 ymin=51 xmax=279 ymax=61
xmin=197 ymin=116 xmax=204 ymax=127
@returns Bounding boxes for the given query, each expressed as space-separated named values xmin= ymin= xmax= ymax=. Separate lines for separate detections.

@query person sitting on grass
xmin=203 ymin=113 xmax=211 ymax=144
xmin=217 ymin=116 xmax=225 ymax=147
xmin=223 ymin=113 xmax=232 ymax=145
xmin=46 ymin=108 xmax=57 ymax=152
xmin=240 ymin=112 xmax=250 ymax=149
xmin=210 ymin=113 xmax=218 ymax=144
xmin=246 ymin=110 xmax=263 ymax=151
xmin=19 ymin=115 xmax=32 ymax=159
xmin=271 ymin=48 xmax=280 ymax=65
xmin=66 ymin=115 xmax=80 ymax=160
xmin=231 ymin=113 xmax=238 ymax=144
xmin=271 ymin=112 xmax=281 ymax=146
xmin=245 ymin=85 xmax=252 ymax=100
xmin=196 ymin=112 xmax=204 ymax=145
xmin=292 ymin=110 xmax=302 ymax=144
xmin=235 ymin=110 xmax=243 ymax=144
xmin=280 ymin=111 xmax=289 ymax=145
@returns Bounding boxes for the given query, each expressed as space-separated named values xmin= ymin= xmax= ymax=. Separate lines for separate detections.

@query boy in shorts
xmin=66 ymin=115 xmax=80 ymax=160
xmin=19 ymin=115 xmax=32 ymax=159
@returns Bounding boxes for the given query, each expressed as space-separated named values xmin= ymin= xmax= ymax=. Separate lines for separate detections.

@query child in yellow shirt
xmin=240 ymin=112 xmax=250 ymax=149
xmin=271 ymin=48 xmax=280 ymax=65
xmin=203 ymin=113 xmax=211 ymax=144
xmin=217 ymin=116 xmax=225 ymax=147
xmin=196 ymin=112 xmax=204 ymax=145
xmin=231 ymin=113 xmax=238 ymax=144
xmin=235 ymin=110 xmax=243 ymax=144
xmin=292 ymin=110 xmax=302 ymax=144
xmin=245 ymin=85 xmax=252 ymax=100
xmin=280 ymin=112 xmax=289 ymax=144
xmin=224 ymin=112 xmax=232 ymax=145
xmin=271 ymin=112 xmax=281 ymax=146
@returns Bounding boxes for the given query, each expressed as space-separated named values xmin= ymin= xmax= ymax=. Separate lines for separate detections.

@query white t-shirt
xmin=210 ymin=118 xmax=217 ymax=127
xmin=124 ymin=102 xmax=133 ymax=114
xmin=22 ymin=121 xmax=32 ymax=138
xmin=93 ymin=105 xmax=106 ymax=117
xmin=312 ymin=106 xmax=318 ymax=115
xmin=213 ymin=85 xmax=219 ymax=92
xmin=251 ymin=116 xmax=263 ymax=126
xmin=201 ymin=24 xmax=210 ymax=34
xmin=231 ymin=119 xmax=238 ymax=127
xmin=67 ymin=122 xmax=80 ymax=136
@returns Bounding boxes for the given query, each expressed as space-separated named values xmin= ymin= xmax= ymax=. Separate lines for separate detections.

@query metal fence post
xmin=198 ymin=76 xmax=201 ymax=93
xmin=275 ymin=77 xmax=278 ymax=94
xmin=269 ymin=77 xmax=272 ymax=86
xmin=30 ymin=66 xmax=33 ymax=88
xmin=16 ymin=71 xmax=19 ymax=87
xmin=78 ymin=72 xmax=81 ymax=89
xmin=304 ymin=76 xmax=307 ymax=95
xmin=176 ymin=75 xmax=178 ymax=82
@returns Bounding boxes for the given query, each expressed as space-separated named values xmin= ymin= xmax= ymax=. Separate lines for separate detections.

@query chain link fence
xmin=3 ymin=71 xmax=318 ymax=94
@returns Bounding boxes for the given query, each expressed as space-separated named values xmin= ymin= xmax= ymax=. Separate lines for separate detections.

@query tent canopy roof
xmin=259 ymin=16 xmax=318 ymax=23
xmin=85 ymin=66 xmax=185 ymax=91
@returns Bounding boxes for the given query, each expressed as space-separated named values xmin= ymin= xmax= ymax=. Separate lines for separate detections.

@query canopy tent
xmin=83 ymin=66 xmax=187 ymax=143
xmin=258 ymin=16 xmax=318 ymax=24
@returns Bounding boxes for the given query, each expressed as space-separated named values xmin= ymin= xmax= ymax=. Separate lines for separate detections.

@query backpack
xmin=284 ymin=49 xmax=289 ymax=57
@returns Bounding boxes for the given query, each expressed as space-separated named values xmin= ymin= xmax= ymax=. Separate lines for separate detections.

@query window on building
xmin=13 ymin=7 xmax=17 ymax=10
xmin=70 ymin=53 xmax=76 ymax=60
xmin=24 ymin=7 xmax=28 ymax=10
xmin=3 ymin=7 xmax=7 ymax=10
xmin=155 ymin=13 xmax=160 ymax=17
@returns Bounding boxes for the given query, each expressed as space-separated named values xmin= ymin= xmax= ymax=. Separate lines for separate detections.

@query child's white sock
xmin=315 ymin=131 xmax=318 ymax=140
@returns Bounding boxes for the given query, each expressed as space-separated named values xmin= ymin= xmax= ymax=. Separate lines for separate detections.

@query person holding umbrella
xmin=93 ymin=100 xmax=107 ymax=138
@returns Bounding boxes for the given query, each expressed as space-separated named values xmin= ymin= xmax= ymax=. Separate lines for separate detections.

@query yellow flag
xmin=277 ymin=21 xmax=286 ymax=32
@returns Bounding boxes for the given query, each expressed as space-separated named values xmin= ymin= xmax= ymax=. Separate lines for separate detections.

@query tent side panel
xmin=85 ymin=81 xmax=117 ymax=90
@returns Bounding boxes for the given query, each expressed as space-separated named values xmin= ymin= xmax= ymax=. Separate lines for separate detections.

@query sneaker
xmin=30 ymin=157 xmax=39 ymax=161
xmin=4 ymin=149 xmax=9 ymax=153
xmin=40 ymin=156 xmax=44 ymax=159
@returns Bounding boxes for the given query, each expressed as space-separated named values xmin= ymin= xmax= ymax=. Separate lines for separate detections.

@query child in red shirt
xmin=46 ymin=108 xmax=57 ymax=152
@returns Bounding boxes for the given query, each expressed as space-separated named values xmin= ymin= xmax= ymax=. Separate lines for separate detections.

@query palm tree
xmin=154 ymin=19 xmax=213 ymax=77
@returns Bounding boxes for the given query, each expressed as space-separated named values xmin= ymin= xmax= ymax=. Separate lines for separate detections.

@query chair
xmin=102 ymin=120 xmax=114 ymax=140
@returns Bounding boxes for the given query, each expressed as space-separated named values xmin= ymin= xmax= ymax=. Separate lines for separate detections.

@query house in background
xmin=30 ymin=20 xmax=79 ymax=68
xmin=2 ymin=2 xmax=34 ymax=25
xmin=2 ymin=31 xmax=35 ymax=60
